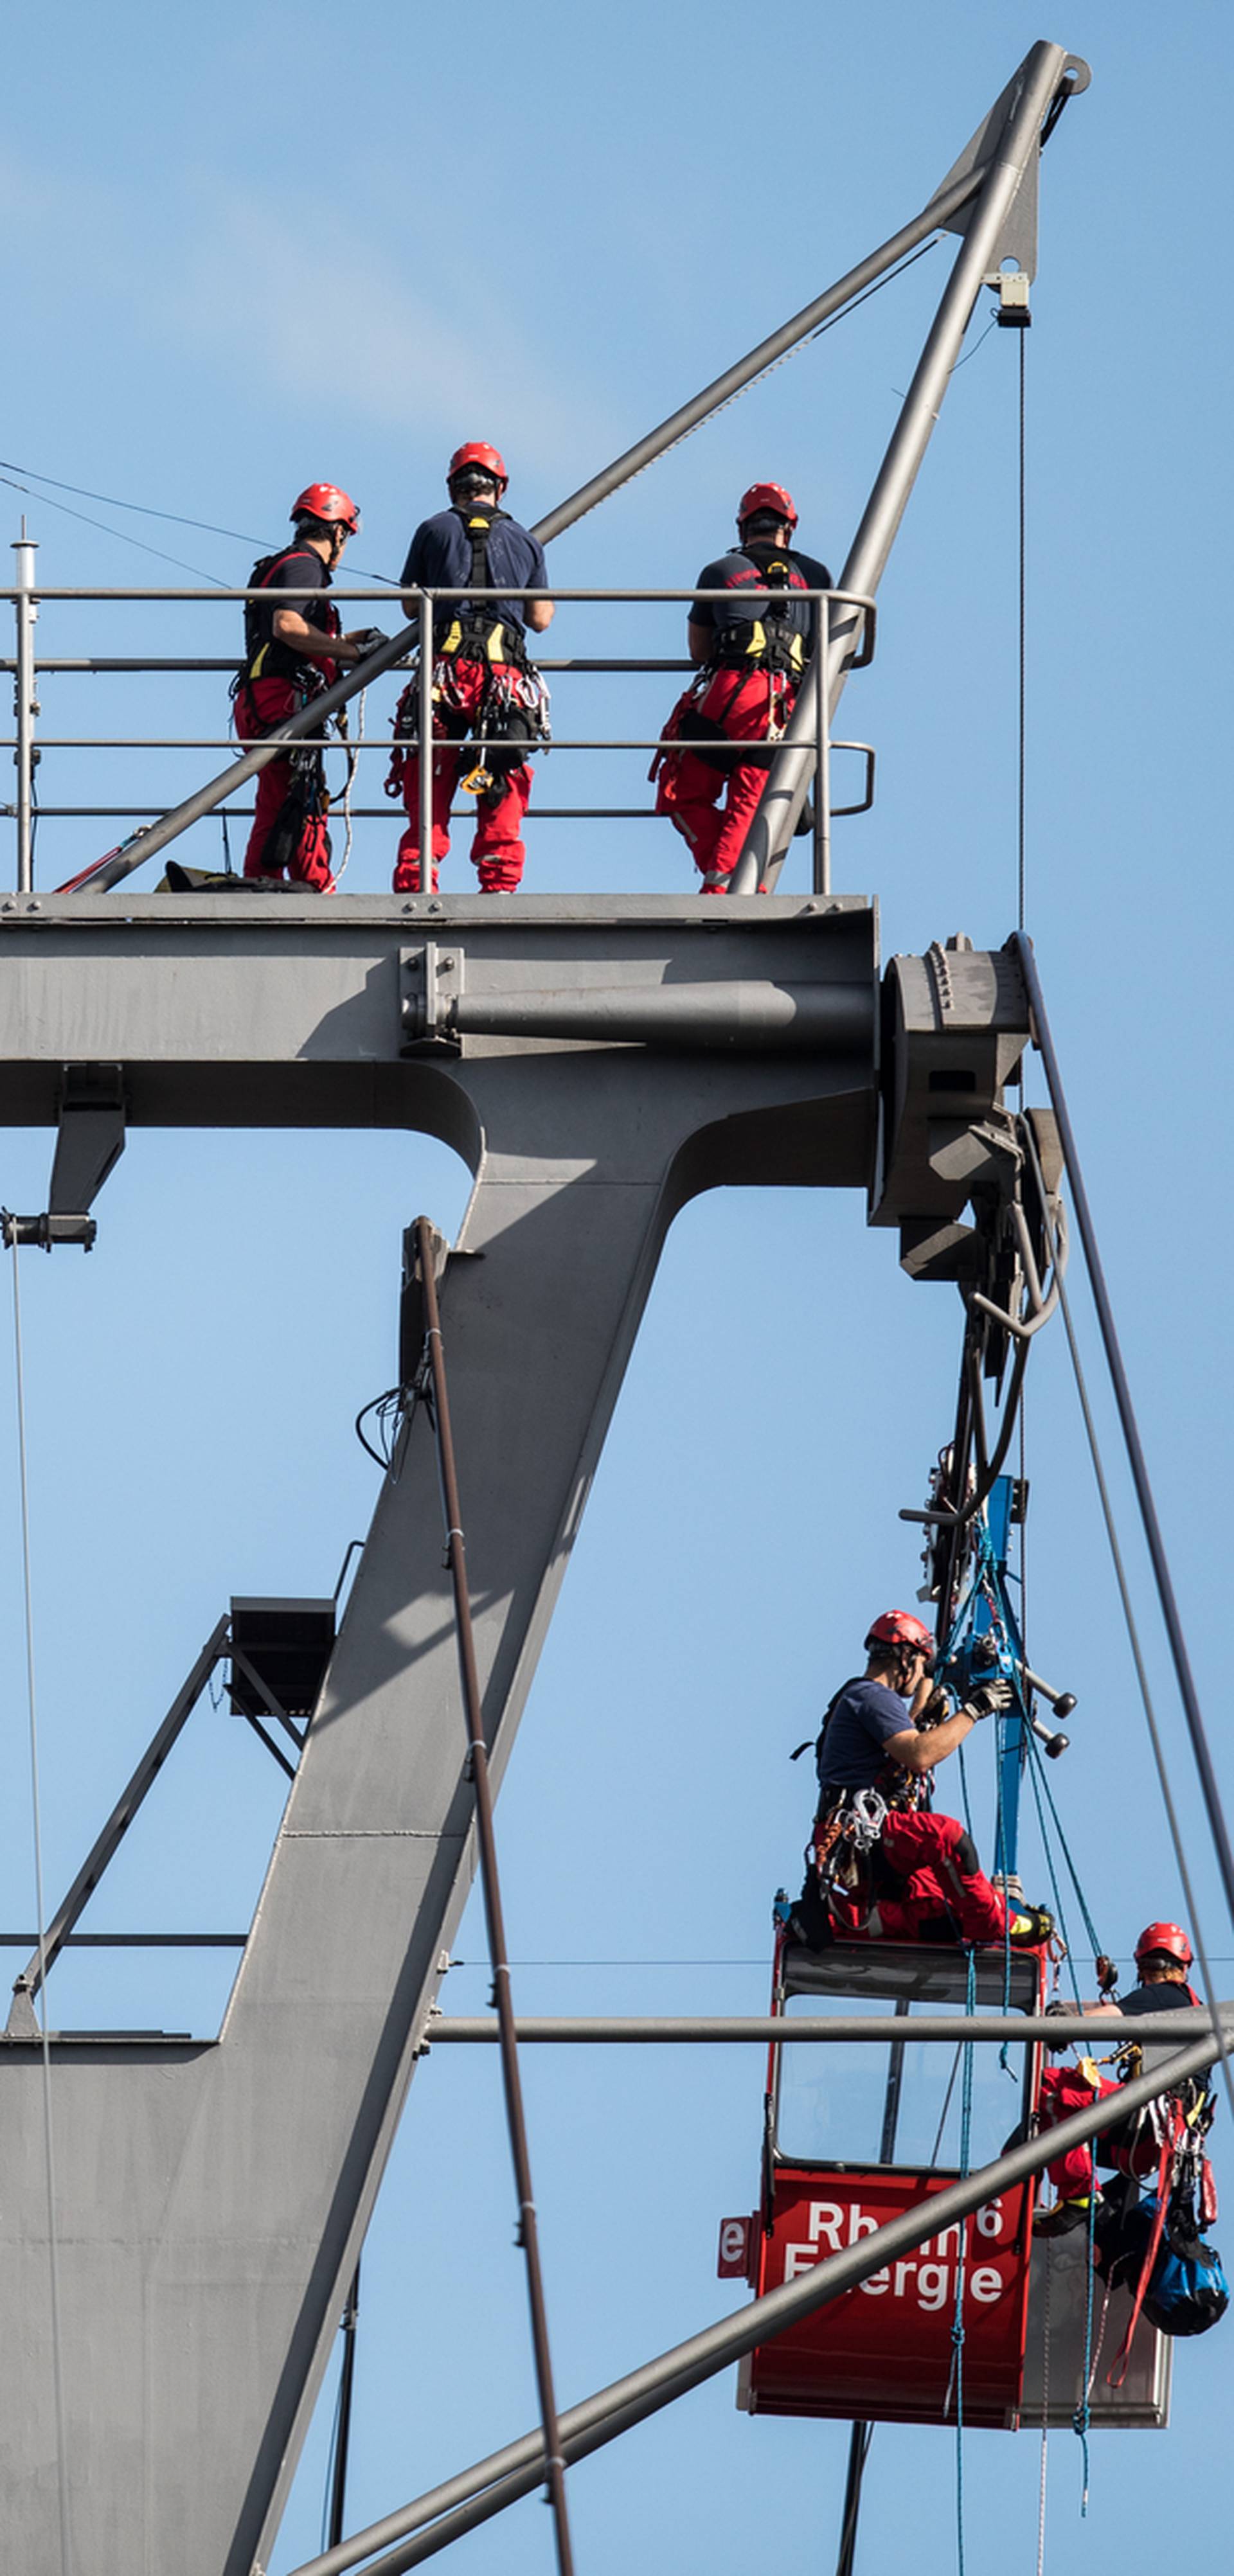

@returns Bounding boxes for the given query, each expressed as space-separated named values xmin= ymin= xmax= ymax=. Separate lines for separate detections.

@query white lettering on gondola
xmin=782 ymin=2199 xmax=1010 ymax=2310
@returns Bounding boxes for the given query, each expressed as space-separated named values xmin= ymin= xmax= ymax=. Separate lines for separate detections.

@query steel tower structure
xmin=0 ymin=43 xmax=1096 ymax=2574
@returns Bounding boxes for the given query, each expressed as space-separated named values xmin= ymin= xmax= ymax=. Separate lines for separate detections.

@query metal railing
xmin=3 ymin=559 xmax=877 ymax=897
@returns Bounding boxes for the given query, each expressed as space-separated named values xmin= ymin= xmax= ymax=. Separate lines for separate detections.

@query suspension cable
xmin=4 ymin=1225 xmax=73 ymax=2575
xmin=1013 ymin=932 xmax=1234 ymax=1932
xmin=1019 ymin=1099 xmax=1234 ymax=2127
xmin=413 ymin=1219 xmax=575 ymax=2576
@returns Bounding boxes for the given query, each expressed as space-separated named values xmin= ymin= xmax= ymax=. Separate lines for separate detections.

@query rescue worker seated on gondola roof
xmin=800 ymin=1609 xmax=1053 ymax=1951
xmin=1034 ymin=1921 xmax=1204 ymax=2236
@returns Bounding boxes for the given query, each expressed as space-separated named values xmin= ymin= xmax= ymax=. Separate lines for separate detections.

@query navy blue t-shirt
xmin=815 ymin=1675 xmax=913 ymax=1791
xmin=400 ymin=507 xmax=549 ymax=635
xmin=692 ymin=542 xmax=833 ymax=655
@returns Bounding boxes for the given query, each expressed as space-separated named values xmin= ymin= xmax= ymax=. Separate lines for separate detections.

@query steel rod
xmin=731 ymin=39 xmax=1076 ymax=894
xmin=289 ymin=2019 xmax=1228 ymax=2576
xmin=414 ymin=1218 xmax=575 ymax=2576
xmin=1014 ymin=928 xmax=1234 ymax=1928
xmin=8 ymin=1615 xmax=229 ymax=2019
xmin=327 ymin=2266 xmax=362 ymax=2555
xmin=532 ymin=173 xmax=988 ymax=546
xmin=11 ymin=528 xmax=37 ymax=892
xmin=426 ymin=2009 xmax=1229 ymax=2045
xmin=0 ymin=1932 xmax=246 ymax=1947
xmin=836 ymin=1998 xmax=909 ymax=2576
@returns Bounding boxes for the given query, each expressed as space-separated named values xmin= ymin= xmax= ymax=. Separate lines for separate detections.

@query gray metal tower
xmin=0 ymin=42 xmax=1096 ymax=2574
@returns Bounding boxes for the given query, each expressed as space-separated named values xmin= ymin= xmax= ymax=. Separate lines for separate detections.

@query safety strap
xmin=240 ymin=546 xmax=339 ymax=686
xmin=438 ymin=510 xmax=526 ymax=664
xmin=1109 ymin=2117 xmax=1181 ymax=2385
xmin=710 ymin=549 xmax=807 ymax=675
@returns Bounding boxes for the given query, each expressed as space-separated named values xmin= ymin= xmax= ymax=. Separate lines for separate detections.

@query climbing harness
xmin=384 ymin=508 xmax=551 ymax=814
xmin=237 ymin=543 xmax=342 ymax=688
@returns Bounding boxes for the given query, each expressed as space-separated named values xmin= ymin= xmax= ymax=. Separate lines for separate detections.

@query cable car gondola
xmin=719 ymin=1922 xmax=1172 ymax=2428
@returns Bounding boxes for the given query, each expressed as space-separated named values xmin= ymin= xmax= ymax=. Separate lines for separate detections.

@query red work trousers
xmin=657 ymin=668 xmax=792 ymax=891
xmin=235 ymin=677 xmax=335 ymax=891
xmin=1036 ymin=2063 xmax=1156 ymax=2199
xmin=393 ymin=660 xmax=532 ymax=894
xmin=827 ymin=1809 xmax=1012 ymax=1949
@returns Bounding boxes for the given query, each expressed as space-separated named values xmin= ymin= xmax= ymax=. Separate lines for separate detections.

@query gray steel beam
xmin=729 ymin=40 xmax=1089 ymax=894
xmin=0 ymin=899 xmax=911 ymax=2576
xmin=291 ymin=2020 xmax=1227 ymax=2576
xmin=427 ymin=2009 xmax=1231 ymax=2045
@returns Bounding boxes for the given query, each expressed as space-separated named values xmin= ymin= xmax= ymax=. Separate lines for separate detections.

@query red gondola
xmin=720 ymin=1925 xmax=1171 ymax=2429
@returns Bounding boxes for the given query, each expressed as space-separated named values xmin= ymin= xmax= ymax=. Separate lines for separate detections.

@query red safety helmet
xmin=448 ymin=441 xmax=508 ymax=493
xmin=289 ymin=483 xmax=361 ymax=533
xmin=864 ymin=1610 xmax=936 ymax=1658
xmin=737 ymin=480 xmax=798 ymax=532
xmin=1134 ymin=1921 xmax=1193 ymax=1969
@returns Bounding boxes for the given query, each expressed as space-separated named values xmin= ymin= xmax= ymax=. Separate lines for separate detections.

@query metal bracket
xmin=2 ymin=1063 xmax=126 ymax=1252
xmin=400 ymin=942 xmax=465 ymax=1054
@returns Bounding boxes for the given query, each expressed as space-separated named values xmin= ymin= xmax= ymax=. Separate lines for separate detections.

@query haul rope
xmin=4 ymin=1223 xmax=73 ymax=2575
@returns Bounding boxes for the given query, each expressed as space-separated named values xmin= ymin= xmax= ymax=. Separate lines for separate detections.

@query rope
xmin=1073 ymin=2181 xmax=1097 ymax=2513
xmin=950 ymin=1950 xmax=976 ymax=2575
xmin=1032 ymin=1125 xmax=1234 ymax=2126
xmin=1035 ymin=2240 xmax=1051 ymax=2576
xmin=1017 ymin=328 xmax=1027 ymax=935
xmin=336 ymin=689 xmax=365 ymax=882
xmin=1024 ymin=1753 xmax=1084 ymax=2009
xmin=6 ymin=1231 xmax=73 ymax=2575
xmin=1024 ymin=1734 xmax=1104 ymax=1964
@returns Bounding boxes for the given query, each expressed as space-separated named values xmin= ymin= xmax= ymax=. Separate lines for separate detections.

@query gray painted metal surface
xmin=0 ymin=891 xmax=965 ymax=2576
xmin=426 ymin=2009 xmax=1232 ymax=2045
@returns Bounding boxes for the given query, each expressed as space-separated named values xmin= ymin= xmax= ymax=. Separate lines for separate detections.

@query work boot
xmin=1033 ymin=2195 xmax=1091 ymax=2239
xmin=1008 ymin=1905 xmax=1055 ymax=1946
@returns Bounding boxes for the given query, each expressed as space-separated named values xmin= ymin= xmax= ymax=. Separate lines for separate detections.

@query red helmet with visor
xmin=1134 ymin=1921 xmax=1193 ymax=1969
xmin=290 ymin=483 xmax=361 ymax=533
xmin=864 ymin=1610 xmax=935 ymax=1661
xmin=737 ymin=480 xmax=798 ymax=532
xmin=448 ymin=442 xmax=509 ymax=493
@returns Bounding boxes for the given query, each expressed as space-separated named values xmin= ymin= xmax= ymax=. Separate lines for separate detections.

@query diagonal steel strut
xmin=290 ymin=2019 xmax=1227 ymax=2576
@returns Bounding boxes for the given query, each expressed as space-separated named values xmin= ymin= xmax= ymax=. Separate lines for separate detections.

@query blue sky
xmin=1 ymin=4 xmax=1232 ymax=2571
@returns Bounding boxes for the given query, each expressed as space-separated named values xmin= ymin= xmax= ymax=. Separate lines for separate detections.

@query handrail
xmin=6 ymin=576 xmax=877 ymax=900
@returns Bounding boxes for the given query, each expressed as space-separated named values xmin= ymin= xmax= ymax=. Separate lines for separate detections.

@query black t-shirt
xmin=691 ymin=541 xmax=834 ymax=656
xmin=1119 ymin=1980 xmax=1200 ymax=2016
xmin=247 ymin=545 xmax=339 ymax=684
xmin=400 ymin=507 xmax=549 ymax=637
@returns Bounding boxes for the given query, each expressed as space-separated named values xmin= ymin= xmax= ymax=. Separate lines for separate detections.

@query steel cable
xmin=1018 ymin=1117 xmax=1234 ymax=2128
xmin=4 ymin=1229 xmax=74 ymax=2575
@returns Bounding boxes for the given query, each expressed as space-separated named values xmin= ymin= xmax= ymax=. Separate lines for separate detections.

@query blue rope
xmin=1024 ymin=1751 xmax=1084 ymax=2008
xmin=956 ymin=1739 xmax=974 ymax=1835
xmin=1073 ymin=2166 xmax=1098 ymax=2514
xmin=951 ymin=1950 xmax=976 ymax=2574
xmin=992 ymin=1712 xmax=1015 ymax=2074
xmin=1024 ymin=1734 xmax=1105 ymax=1962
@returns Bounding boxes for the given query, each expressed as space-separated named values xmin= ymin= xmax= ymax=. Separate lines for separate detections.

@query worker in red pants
xmin=388 ymin=443 xmax=553 ymax=894
xmin=1034 ymin=1923 xmax=1202 ymax=2235
xmin=652 ymin=482 xmax=831 ymax=892
xmin=233 ymin=484 xmax=380 ymax=890
xmin=802 ymin=1610 xmax=1054 ymax=1950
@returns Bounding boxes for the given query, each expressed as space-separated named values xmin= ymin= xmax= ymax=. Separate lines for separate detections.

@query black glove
xmin=353 ymin=628 xmax=392 ymax=658
xmin=961 ymin=1677 xmax=1015 ymax=1721
xmin=918 ymin=1685 xmax=952 ymax=1728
